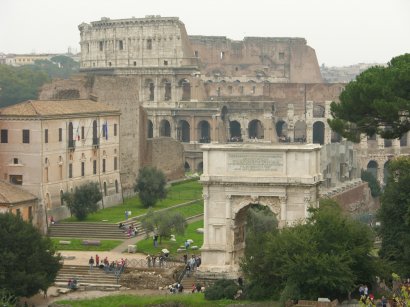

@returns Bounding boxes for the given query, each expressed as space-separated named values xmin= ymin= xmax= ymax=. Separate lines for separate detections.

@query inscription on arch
xmin=227 ymin=152 xmax=283 ymax=172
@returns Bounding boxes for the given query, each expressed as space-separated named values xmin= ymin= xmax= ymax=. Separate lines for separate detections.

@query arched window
xmin=229 ymin=121 xmax=242 ymax=142
xmin=161 ymin=79 xmax=172 ymax=101
xmin=179 ymin=79 xmax=191 ymax=101
xmin=367 ymin=160 xmax=378 ymax=180
xmin=276 ymin=120 xmax=288 ymax=141
xmin=178 ymin=120 xmax=190 ymax=142
xmin=145 ymin=79 xmax=155 ymax=101
xmin=159 ymin=120 xmax=171 ymax=137
xmin=248 ymin=120 xmax=264 ymax=139
xmin=198 ymin=121 xmax=211 ymax=143
xmin=313 ymin=121 xmax=325 ymax=145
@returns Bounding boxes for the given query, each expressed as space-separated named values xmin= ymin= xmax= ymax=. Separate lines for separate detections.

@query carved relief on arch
xmin=231 ymin=195 xmax=281 ymax=218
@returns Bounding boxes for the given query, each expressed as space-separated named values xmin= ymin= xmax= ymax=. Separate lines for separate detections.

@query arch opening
xmin=248 ymin=119 xmax=264 ymax=139
xmin=159 ymin=119 xmax=171 ymax=137
xmin=367 ymin=160 xmax=378 ymax=180
xmin=313 ymin=121 xmax=325 ymax=145
xmin=198 ymin=120 xmax=211 ymax=143
xmin=294 ymin=120 xmax=306 ymax=142
xmin=229 ymin=121 xmax=242 ymax=142
xmin=178 ymin=120 xmax=190 ymax=142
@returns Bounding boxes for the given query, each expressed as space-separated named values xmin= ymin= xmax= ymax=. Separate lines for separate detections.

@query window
xmin=9 ymin=175 xmax=23 ymax=185
xmin=279 ymin=52 xmax=285 ymax=60
xmin=59 ymin=128 xmax=62 ymax=142
xmin=102 ymin=159 xmax=106 ymax=173
xmin=114 ymin=157 xmax=118 ymax=170
xmin=13 ymin=158 xmax=18 ymax=164
xmin=114 ymin=124 xmax=117 ymax=136
xmin=147 ymin=39 xmax=152 ymax=50
xmin=99 ymin=41 xmax=104 ymax=51
xmin=81 ymin=162 xmax=85 ymax=177
xmin=220 ymin=51 xmax=225 ymax=60
xmin=44 ymin=129 xmax=48 ymax=143
xmin=194 ymin=51 xmax=199 ymax=57
xmin=1 ymin=129 xmax=8 ymax=143
xmin=93 ymin=160 xmax=97 ymax=175
xmin=22 ymin=130 xmax=30 ymax=144
xmin=119 ymin=40 xmax=124 ymax=50
xmin=133 ymin=61 xmax=137 ymax=66
xmin=108 ymin=62 xmax=112 ymax=67
xmin=81 ymin=126 xmax=85 ymax=139
xmin=164 ymin=60 xmax=168 ymax=66
xmin=68 ymin=164 xmax=73 ymax=178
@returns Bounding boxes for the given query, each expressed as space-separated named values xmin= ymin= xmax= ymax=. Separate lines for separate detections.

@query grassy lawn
xmin=51 ymin=238 xmax=123 ymax=251
xmin=62 ymin=179 xmax=202 ymax=223
xmin=56 ymin=293 xmax=249 ymax=307
xmin=136 ymin=220 xmax=204 ymax=257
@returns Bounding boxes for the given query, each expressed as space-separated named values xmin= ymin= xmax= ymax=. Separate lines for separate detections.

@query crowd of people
xmin=118 ymin=222 xmax=139 ymax=238
xmin=88 ymin=254 xmax=127 ymax=273
xmin=146 ymin=252 xmax=169 ymax=268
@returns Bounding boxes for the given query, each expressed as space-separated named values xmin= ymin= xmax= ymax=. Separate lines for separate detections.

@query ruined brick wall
xmin=144 ymin=137 xmax=185 ymax=181
xmin=330 ymin=182 xmax=379 ymax=214
xmin=39 ymin=75 xmax=92 ymax=100
xmin=189 ymin=36 xmax=322 ymax=83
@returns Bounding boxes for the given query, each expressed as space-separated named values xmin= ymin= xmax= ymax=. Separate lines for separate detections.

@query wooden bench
xmin=82 ymin=240 xmax=101 ymax=246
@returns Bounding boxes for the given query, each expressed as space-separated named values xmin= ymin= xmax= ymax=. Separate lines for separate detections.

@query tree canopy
xmin=328 ymin=53 xmax=410 ymax=142
xmin=140 ymin=208 xmax=187 ymax=242
xmin=0 ymin=212 xmax=61 ymax=299
xmin=378 ymin=156 xmax=410 ymax=277
xmin=134 ymin=166 xmax=167 ymax=208
xmin=241 ymin=199 xmax=378 ymax=301
xmin=0 ymin=55 xmax=79 ymax=107
xmin=62 ymin=181 xmax=102 ymax=220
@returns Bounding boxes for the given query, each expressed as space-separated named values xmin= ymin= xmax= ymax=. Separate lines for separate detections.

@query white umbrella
xmin=162 ymin=248 xmax=170 ymax=254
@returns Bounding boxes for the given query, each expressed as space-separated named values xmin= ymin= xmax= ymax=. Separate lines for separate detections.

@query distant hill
xmin=320 ymin=63 xmax=386 ymax=83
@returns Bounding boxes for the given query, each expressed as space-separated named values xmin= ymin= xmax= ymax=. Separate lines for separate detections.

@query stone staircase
xmin=48 ymin=221 xmax=144 ymax=239
xmin=180 ymin=273 xmax=197 ymax=292
xmin=55 ymin=265 xmax=123 ymax=290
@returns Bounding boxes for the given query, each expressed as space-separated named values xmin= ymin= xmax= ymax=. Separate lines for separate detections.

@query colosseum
xmin=40 ymin=15 xmax=410 ymax=196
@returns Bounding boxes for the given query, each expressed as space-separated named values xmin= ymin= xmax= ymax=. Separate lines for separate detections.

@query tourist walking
xmin=88 ymin=256 xmax=94 ymax=271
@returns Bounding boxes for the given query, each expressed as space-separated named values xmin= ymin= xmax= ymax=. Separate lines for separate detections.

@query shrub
xmin=204 ymin=279 xmax=239 ymax=300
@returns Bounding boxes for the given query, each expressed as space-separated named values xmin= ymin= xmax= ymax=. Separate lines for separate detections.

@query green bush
xmin=361 ymin=170 xmax=381 ymax=197
xmin=204 ymin=279 xmax=239 ymax=300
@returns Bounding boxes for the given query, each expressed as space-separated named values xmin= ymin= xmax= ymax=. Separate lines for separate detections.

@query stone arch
xmin=276 ymin=120 xmax=288 ymax=139
xmin=160 ymin=78 xmax=172 ymax=101
xmin=383 ymin=160 xmax=390 ymax=185
xmin=144 ymin=79 xmax=155 ymax=101
xmin=179 ymin=78 xmax=191 ymax=101
xmin=198 ymin=120 xmax=211 ymax=143
xmin=178 ymin=120 xmax=190 ymax=142
xmin=184 ymin=161 xmax=191 ymax=172
xmin=231 ymin=197 xmax=280 ymax=265
xmin=147 ymin=120 xmax=153 ymax=138
xmin=229 ymin=120 xmax=242 ymax=142
xmin=248 ymin=119 xmax=264 ymax=139
xmin=367 ymin=160 xmax=378 ymax=180
xmin=294 ymin=120 xmax=306 ymax=142
xmin=313 ymin=121 xmax=325 ymax=145
xmin=159 ymin=119 xmax=171 ymax=137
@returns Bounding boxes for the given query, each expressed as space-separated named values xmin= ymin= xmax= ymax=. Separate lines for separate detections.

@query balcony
xmin=68 ymin=140 xmax=76 ymax=150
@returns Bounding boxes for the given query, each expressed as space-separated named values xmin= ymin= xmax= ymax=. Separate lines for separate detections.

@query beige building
xmin=0 ymin=99 xmax=122 ymax=226
xmin=0 ymin=180 xmax=40 ymax=228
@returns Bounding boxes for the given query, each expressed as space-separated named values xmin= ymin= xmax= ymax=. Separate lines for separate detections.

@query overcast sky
xmin=1 ymin=0 xmax=409 ymax=66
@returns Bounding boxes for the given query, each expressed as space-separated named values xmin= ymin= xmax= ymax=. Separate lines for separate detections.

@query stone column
xmin=306 ymin=101 xmax=313 ymax=143
xmin=202 ymin=192 xmax=210 ymax=247
xmin=304 ymin=195 xmax=311 ymax=219
xmin=279 ymin=196 xmax=287 ymax=228
xmin=324 ymin=101 xmax=332 ymax=144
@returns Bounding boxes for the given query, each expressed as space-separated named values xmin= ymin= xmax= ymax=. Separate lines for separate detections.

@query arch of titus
xmin=199 ymin=143 xmax=321 ymax=278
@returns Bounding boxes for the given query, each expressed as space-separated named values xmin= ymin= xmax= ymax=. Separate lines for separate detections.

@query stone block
xmin=196 ymin=228 xmax=204 ymax=234
xmin=128 ymin=245 xmax=136 ymax=253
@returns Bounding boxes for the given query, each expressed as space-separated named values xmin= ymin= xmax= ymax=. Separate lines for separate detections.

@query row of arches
xmin=144 ymin=78 xmax=191 ymax=102
xmin=367 ymin=160 xmax=392 ymax=185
